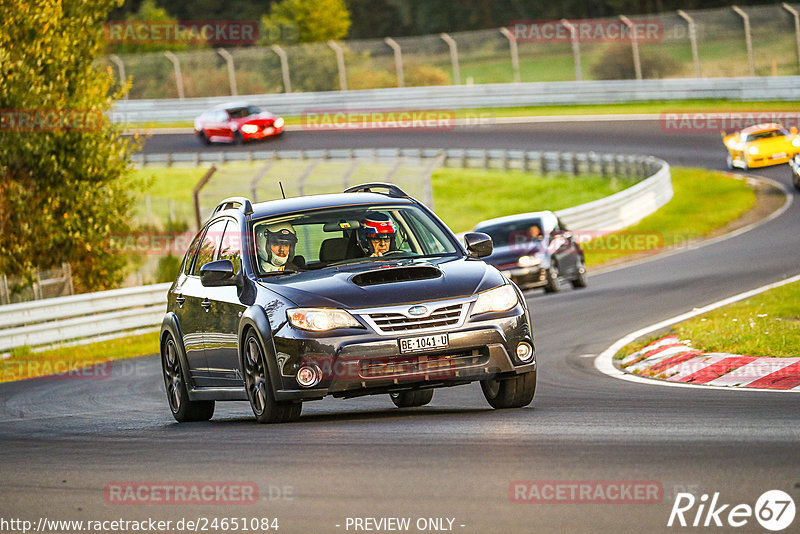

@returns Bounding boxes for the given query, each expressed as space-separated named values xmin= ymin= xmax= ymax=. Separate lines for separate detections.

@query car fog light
xmin=296 ymin=364 xmax=322 ymax=387
xmin=516 ymin=342 xmax=534 ymax=363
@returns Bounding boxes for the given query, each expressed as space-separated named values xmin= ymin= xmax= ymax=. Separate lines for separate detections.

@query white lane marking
xmin=593 ymin=273 xmax=800 ymax=393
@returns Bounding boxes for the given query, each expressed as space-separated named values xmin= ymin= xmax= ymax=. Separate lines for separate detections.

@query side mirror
xmin=464 ymin=232 xmax=493 ymax=259
xmin=200 ymin=259 xmax=238 ymax=287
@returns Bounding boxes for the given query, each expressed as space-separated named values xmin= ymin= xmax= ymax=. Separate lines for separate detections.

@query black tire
xmin=543 ymin=262 xmax=560 ymax=293
xmin=390 ymin=389 xmax=434 ymax=408
xmin=198 ymin=131 xmax=211 ymax=145
xmin=571 ymin=257 xmax=587 ymax=289
xmin=233 ymin=131 xmax=244 ymax=145
xmin=725 ymin=152 xmax=734 ymax=170
xmin=242 ymin=331 xmax=302 ymax=423
xmin=161 ymin=334 xmax=214 ymax=422
xmin=480 ymin=371 xmax=537 ymax=409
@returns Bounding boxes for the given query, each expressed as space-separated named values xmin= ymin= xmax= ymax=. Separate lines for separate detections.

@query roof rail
xmin=214 ymin=197 xmax=254 ymax=216
xmin=343 ymin=183 xmax=411 ymax=198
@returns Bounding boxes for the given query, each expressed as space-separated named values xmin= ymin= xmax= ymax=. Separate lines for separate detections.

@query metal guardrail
xmin=112 ymin=77 xmax=800 ymax=123
xmin=1 ymin=150 xmax=668 ymax=352
xmin=0 ymin=283 xmax=170 ymax=352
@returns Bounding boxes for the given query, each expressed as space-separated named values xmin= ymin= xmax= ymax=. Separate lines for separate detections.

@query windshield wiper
xmin=261 ymin=269 xmax=299 ymax=277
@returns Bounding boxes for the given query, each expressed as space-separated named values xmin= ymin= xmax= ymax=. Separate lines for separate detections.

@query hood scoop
xmin=351 ymin=266 xmax=442 ymax=287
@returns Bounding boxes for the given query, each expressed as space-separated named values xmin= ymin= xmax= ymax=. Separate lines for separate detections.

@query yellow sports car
xmin=722 ymin=123 xmax=800 ymax=169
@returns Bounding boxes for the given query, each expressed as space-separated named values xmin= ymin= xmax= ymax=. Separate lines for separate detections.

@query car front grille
xmin=363 ymin=303 xmax=466 ymax=334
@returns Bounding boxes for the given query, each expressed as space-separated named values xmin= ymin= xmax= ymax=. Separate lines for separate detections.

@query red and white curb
xmin=594 ymin=273 xmax=800 ymax=393
xmin=620 ymin=335 xmax=800 ymax=390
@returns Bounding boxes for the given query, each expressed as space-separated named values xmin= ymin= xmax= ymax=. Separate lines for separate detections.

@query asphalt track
xmin=1 ymin=119 xmax=798 ymax=534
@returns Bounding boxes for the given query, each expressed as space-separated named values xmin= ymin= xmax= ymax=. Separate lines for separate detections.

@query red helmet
xmin=358 ymin=212 xmax=396 ymax=255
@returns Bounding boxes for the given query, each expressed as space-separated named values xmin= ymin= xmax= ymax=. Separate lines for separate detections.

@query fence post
xmin=164 ymin=51 xmax=185 ymax=99
xmin=193 ymin=165 xmax=217 ymax=230
xmin=677 ymin=10 xmax=701 ymax=78
xmin=270 ymin=45 xmax=292 ymax=93
xmin=327 ymin=40 xmax=348 ymax=91
xmin=732 ymin=6 xmax=756 ymax=77
xmin=297 ymin=161 xmax=320 ymax=196
xmin=0 ymin=274 xmax=9 ymax=305
xmin=384 ymin=37 xmax=405 ymax=87
xmin=498 ymin=28 xmax=520 ymax=83
xmin=560 ymin=19 xmax=582 ymax=81
xmin=783 ymin=3 xmax=800 ymax=73
xmin=250 ymin=155 xmax=276 ymax=202
xmin=439 ymin=33 xmax=461 ymax=85
xmin=108 ymin=55 xmax=128 ymax=99
xmin=217 ymin=48 xmax=238 ymax=96
xmin=619 ymin=16 xmax=642 ymax=80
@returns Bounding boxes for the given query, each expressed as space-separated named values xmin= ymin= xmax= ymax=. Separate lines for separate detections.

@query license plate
xmin=771 ymin=152 xmax=787 ymax=159
xmin=399 ymin=334 xmax=449 ymax=353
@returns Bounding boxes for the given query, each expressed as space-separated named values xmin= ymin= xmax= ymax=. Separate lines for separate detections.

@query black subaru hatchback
xmin=160 ymin=183 xmax=536 ymax=423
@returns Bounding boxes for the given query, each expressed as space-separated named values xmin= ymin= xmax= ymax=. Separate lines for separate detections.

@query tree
xmin=261 ymin=0 xmax=350 ymax=45
xmin=109 ymin=0 xmax=189 ymax=54
xmin=0 ymin=0 xmax=142 ymax=292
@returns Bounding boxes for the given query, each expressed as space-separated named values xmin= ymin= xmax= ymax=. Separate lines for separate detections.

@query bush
xmin=155 ymin=254 xmax=182 ymax=283
xmin=591 ymin=43 xmax=680 ymax=80
xmin=404 ymin=61 xmax=449 ymax=86
xmin=349 ymin=69 xmax=397 ymax=89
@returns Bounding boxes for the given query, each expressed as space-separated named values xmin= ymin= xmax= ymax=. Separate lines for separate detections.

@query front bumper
xmin=503 ymin=266 xmax=548 ymax=288
xmin=270 ymin=311 xmax=533 ymax=401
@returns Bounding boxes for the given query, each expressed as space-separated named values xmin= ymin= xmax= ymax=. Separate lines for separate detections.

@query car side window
xmin=190 ymin=219 xmax=228 ymax=276
xmin=182 ymin=232 xmax=202 ymax=275
xmin=219 ymin=221 xmax=242 ymax=274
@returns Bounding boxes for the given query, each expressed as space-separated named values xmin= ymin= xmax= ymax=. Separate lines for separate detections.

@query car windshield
xmin=745 ymin=128 xmax=787 ymax=142
xmin=227 ymin=106 xmax=259 ymax=119
xmin=251 ymin=204 xmax=460 ymax=275
xmin=476 ymin=218 xmax=544 ymax=248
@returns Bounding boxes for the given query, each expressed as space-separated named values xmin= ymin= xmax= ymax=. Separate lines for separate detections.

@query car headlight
xmin=748 ymin=146 xmax=759 ymax=155
xmin=287 ymin=308 xmax=360 ymax=331
xmin=471 ymin=285 xmax=518 ymax=316
xmin=518 ymin=255 xmax=541 ymax=268
xmin=274 ymin=117 xmax=285 ymax=128
xmin=792 ymin=138 xmax=800 ymax=148
xmin=240 ymin=124 xmax=259 ymax=134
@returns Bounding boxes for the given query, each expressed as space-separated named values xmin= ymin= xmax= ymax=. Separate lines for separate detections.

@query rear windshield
xmin=476 ymin=218 xmax=544 ymax=248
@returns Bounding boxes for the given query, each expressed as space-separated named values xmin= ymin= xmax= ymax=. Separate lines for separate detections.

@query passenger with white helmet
xmin=257 ymin=222 xmax=299 ymax=272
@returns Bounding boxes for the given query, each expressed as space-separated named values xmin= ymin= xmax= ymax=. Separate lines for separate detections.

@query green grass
xmin=431 ymin=167 xmax=638 ymax=233
xmin=583 ymin=168 xmax=755 ymax=266
xmin=123 ymin=100 xmax=800 ymax=129
xmin=1 ymin=331 xmax=159 ymax=383
xmin=617 ymin=280 xmax=800 ymax=360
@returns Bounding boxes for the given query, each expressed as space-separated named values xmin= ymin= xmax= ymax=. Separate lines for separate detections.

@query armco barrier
xmin=1 ymin=151 xmax=669 ymax=352
xmin=111 ymin=77 xmax=800 ymax=124
xmin=0 ymin=283 xmax=170 ymax=352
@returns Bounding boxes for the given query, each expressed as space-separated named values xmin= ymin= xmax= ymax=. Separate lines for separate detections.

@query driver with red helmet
xmin=358 ymin=212 xmax=397 ymax=257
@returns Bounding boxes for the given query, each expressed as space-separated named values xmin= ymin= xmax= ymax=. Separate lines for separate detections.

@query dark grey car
xmin=160 ymin=184 xmax=537 ymax=423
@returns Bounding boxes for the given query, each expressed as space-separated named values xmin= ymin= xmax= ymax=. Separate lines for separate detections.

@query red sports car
xmin=194 ymin=102 xmax=284 ymax=145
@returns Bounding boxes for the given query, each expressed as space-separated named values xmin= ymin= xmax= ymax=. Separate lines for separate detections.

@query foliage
xmin=405 ymin=61 xmax=450 ymax=86
xmin=591 ymin=43 xmax=682 ymax=80
xmin=108 ymin=0 xmax=189 ymax=54
xmin=0 ymin=0 xmax=143 ymax=292
xmin=155 ymin=254 xmax=182 ymax=282
xmin=261 ymin=0 xmax=350 ymax=45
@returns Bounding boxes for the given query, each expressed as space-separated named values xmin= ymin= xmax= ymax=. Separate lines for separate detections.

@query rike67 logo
xmin=668 ymin=490 xmax=795 ymax=531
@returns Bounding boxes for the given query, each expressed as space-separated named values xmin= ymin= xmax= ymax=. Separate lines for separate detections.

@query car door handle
xmin=201 ymin=299 xmax=212 ymax=312
xmin=175 ymin=295 xmax=186 ymax=307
